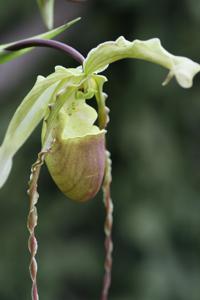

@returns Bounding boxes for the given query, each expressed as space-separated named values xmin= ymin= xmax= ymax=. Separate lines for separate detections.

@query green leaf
xmin=84 ymin=37 xmax=200 ymax=88
xmin=37 ymin=0 xmax=55 ymax=30
xmin=0 ymin=18 xmax=80 ymax=64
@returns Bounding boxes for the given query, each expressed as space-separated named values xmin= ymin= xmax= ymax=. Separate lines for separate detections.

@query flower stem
xmin=101 ymin=150 xmax=113 ymax=300
xmin=6 ymin=39 xmax=85 ymax=64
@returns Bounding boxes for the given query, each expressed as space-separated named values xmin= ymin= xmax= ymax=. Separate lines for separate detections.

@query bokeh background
xmin=0 ymin=0 xmax=200 ymax=299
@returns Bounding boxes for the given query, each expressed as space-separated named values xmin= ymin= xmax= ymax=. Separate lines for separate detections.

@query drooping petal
xmin=84 ymin=37 xmax=200 ymax=88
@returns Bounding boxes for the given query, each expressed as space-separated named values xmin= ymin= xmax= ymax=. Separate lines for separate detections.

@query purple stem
xmin=6 ymin=39 xmax=85 ymax=64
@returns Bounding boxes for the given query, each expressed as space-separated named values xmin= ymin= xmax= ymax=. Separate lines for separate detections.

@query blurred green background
xmin=0 ymin=0 xmax=200 ymax=299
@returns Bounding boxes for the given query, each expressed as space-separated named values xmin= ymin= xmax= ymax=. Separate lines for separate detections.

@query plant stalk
xmin=6 ymin=39 xmax=85 ymax=64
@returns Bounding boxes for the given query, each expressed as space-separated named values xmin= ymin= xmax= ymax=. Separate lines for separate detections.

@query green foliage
xmin=37 ymin=0 xmax=55 ymax=29
xmin=0 ymin=18 xmax=80 ymax=64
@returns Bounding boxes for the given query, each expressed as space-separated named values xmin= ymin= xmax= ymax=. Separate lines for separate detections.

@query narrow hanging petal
xmin=101 ymin=150 xmax=113 ymax=300
xmin=37 ymin=0 xmax=55 ymax=29
xmin=27 ymin=141 xmax=55 ymax=300
xmin=0 ymin=17 xmax=80 ymax=64
xmin=84 ymin=37 xmax=200 ymax=88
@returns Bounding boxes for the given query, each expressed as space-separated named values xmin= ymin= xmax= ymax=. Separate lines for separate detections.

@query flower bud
xmin=42 ymin=98 xmax=106 ymax=202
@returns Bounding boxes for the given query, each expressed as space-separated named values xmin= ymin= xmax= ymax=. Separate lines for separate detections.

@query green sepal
xmin=0 ymin=67 xmax=83 ymax=188
xmin=0 ymin=18 xmax=80 ymax=64
xmin=84 ymin=37 xmax=200 ymax=88
xmin=37 ymin=0 xmax=55 ymax=30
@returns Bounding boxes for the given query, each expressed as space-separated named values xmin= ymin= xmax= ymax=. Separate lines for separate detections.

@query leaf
xmin=37 ymin=0 xmax=55 ymax=30
xmin=0 ymin=18 xmax=80 ymax=64
xmin=84 ymin=37 xmax=200 ymax=88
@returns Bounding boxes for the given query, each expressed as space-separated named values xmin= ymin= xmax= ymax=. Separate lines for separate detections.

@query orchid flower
xmin=0 ymin=24 xmax=199 ymax=300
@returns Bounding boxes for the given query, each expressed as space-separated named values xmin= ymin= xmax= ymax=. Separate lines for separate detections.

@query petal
xmin=93 ymin=74 xmax=108 ymax=129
